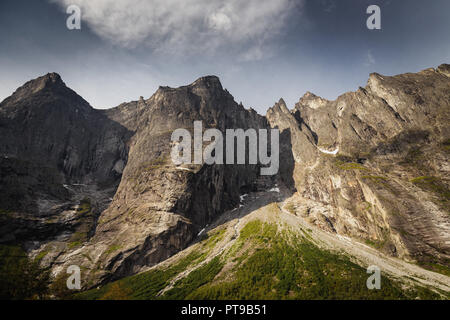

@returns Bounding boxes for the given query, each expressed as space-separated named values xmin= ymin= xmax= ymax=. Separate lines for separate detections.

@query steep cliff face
xmin=69 ymin=76 xmax=268 ymax=284
xmin=0 ymin=74 xmax=268 ymax=286
xmin=267 ymin=64 xmax=450 ymax=268
xmin=0 ymin=74 xmax=130 ymax=249
xmin=1 ymin=65 xmax=449 ymax=290
xmin=0 ymin=73 xmax=130 ymax=189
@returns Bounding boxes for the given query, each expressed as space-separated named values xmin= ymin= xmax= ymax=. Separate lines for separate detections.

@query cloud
xmin=51 ymin=0 xmax=302 ymax=60
xmin=365 ymin=50 xmax=376 ymax=66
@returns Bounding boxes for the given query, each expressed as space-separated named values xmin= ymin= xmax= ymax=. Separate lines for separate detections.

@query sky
xmin=0 ymin=0 xmax=449 ymax=114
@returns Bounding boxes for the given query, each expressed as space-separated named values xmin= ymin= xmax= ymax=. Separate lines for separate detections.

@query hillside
xmin=76 ymin=187 xmax=449 ymax=300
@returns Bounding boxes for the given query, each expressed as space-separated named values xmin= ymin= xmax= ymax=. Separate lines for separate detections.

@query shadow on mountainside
xmin=188 ymin=127 xmax=297 ymax=245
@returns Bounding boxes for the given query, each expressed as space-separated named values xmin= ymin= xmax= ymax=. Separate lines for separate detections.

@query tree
xmin=0 ymin=245 xmax=51 ymax=300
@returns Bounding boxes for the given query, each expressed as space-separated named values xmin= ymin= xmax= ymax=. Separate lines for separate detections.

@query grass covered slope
xmin=0 ymin=245 xmax=50 ymax=299
xmin=76 ymin=202 xmax=446 ymax=300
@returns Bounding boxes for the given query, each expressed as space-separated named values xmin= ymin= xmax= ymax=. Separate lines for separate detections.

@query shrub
xmin=0 ymin=245 xmax=50 ymax=300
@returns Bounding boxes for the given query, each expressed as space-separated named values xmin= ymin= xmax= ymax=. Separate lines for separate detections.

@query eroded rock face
xmin=268 ymin=65 xmax=450 ymax=265
xmin=1 ymin=65 xmax=449 ymax=288
xmin=0 ymin=73 xmax=130 ymax=189
xmin=0 ymin=74 xmax=269 ymax=286
xmin=72 ymin=76 xmax=268 ymax=285
xmin=0 ymin=74 xmax=130 ymax=253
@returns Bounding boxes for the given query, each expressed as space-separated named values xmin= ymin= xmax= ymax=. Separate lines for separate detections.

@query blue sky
xmin=0 ymin=0 xmax=449 ymax=113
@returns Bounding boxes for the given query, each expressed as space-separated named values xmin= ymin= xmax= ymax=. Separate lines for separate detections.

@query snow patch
xmin=240 ymin=194 xmax=248 ymax=202
xmin=318 ymin=147 xmax=339 ymax=155
xmin=175 ymin=166 xmax=194 ymax=172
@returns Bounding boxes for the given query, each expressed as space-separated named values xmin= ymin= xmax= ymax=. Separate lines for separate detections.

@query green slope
xmin=76 ymin=217 xmax=444 ymax=300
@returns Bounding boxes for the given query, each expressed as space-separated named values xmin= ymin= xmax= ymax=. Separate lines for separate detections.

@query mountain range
xmin=0 ymin=64 xmax=449 ymax=299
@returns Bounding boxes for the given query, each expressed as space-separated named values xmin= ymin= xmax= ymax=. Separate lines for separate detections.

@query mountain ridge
xmin=0 ymin=64 xmax=449 ymax=298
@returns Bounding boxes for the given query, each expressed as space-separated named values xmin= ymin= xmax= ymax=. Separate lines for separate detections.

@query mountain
xmin=0 ymin=65 xmax=449 ymax=299
xmin=268 ymin=65 xmax=450 ymax=267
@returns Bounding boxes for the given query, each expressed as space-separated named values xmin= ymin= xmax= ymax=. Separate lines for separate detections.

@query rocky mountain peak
xmin=0 ymin=72 xmax=92 ymax=114
xmin=190 ymin=75 xmax=222 ymax=90
xmin=296 ymin=91 xmax=329 ymax=110
xmin=152 ymin=75 xmax=224 ymax=100
xmin=40 ymin=72 xmax=64 ymax=85
xmin=12 ymin=72 xmax=65 ymax=97
xmin=267 ymin=98 xmax=290 ymax=116
xmin=437 ymin=63 xmax=450 ymax=77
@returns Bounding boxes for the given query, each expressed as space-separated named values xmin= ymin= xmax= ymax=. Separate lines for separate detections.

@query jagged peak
xmin=301 ymin=91 xmax=320 ymax=100
xmin=21 ymin=72 xmax=65 ymax=92
xmin=153 ymin=75 xmax=223 ymax=97
xmin=278 ymin=98 xmax=290 ymax=113
xmin=42 ymin=72 xmax=64 ymax=83
xmin=3 ymin=72 xmax=67 ymax=104
xmin=192 ymin=75 xmax=221 ymax=85
xmin=0 ymin=72 xmax=94 ymax=113
xmin=437 ymin=63 xmax=450 ymax=77
xmin=266 ymin=98 xmax=291 ymax=116
xmin=189 ymin=75 xmax=223 ymax=93
xmin=368 ymin=72 xmax=384 ymax=81
xmin=296 ymin=91 xmax=329 ymax=110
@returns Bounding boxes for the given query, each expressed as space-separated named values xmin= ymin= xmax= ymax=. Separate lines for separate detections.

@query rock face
xmin=0 ymin=65 xmax=449 ymax=288
xmin=267 ymin=65 xmax=450 ymax=266
xmin=0 ymin=74 xmax=268 ymax=286
xmin=72 ymin=76 xmax=268 ymax=284
xmin=0 ymin=73 xmax=130 ymax=189
xmin=0 ymin=74 xmax=130 ymax=250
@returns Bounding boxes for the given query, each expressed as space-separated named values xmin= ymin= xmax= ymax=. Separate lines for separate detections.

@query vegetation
xmin=105 ymin=244 xmax=122 ymax=255
xmin=68 ymin=241 xmax=82 ymax=249
xmin=142 ymin=156 xmax=168 ymax=171
xmin=162 ymin=256 xmax=224 ymax=300
xmin=35 ymin=250 xmax=49 ymax=263
xmin=335 ymin=157 xmax=370 ymax=171
xmin=361 ymin=175 xmax=387 ymax=182
xmin=99 ymin=283 xmax=132 ymax=300
xmin=49 ymin=271 xmax=79 ymax=300
xmin=338 ymin=162 xmax=370 ymax=171
xmin=76 ymin=219 xmax=443 ymax=300
xmin=418 ymin=261 xmax=450 ymax=278
xmin=0 ymin=245 xmax=50 ymax=300
xmin=442 ymin=139 xmax=450 ymax=153
xmin=75 ymin=249 xmax=207 ymax=300
xmin=364 ymin=238 xmax=387 ymax=250
xmin=285 ymin=203 xmax=296 ymax=214
xmin=201 ymin=228 xmax=226 ymax=250
xmin=76 ymin=198 xmax=92 ymax=215
xmin=187 ymin=222 xmax=439 ymax=300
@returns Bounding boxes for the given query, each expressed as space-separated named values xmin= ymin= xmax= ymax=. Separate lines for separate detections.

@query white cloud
xmin=51 ymin=0 xmax=302 ymax=60
xmin=365 ymin=50 xmax=376 ymax=66
xmin=208 ymin=12 xmax=232 ymax=32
